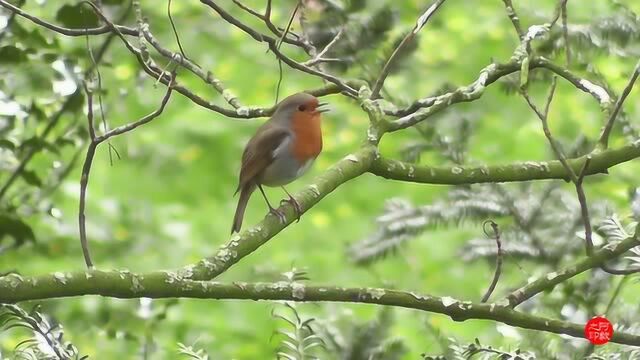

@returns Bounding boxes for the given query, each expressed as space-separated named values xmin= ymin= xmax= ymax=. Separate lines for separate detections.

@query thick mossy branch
xmin=370 ymin=140 xmax=640 ymax=184
xmin=2 ymin=272 xmax=640 ymax=346
xmin=183 ymin=146 xmax=377 ymax=281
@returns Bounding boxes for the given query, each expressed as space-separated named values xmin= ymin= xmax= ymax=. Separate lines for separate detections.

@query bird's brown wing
xmin=236 ymin=126 xmax=291 ymax=193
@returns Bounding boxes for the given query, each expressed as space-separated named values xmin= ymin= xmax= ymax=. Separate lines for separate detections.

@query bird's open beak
xmin=316 ymin=102 xmax=330 ymax=113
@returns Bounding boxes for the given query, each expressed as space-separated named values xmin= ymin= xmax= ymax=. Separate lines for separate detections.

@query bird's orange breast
xmin=290 ymin=113 xmax=322 ymax=163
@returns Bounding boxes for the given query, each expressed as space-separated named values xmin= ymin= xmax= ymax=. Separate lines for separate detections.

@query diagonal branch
xmin=370 ymin=0 xmax=446 ymax=99
xmin=231 ymin=0 xmax=313 ymax=53
xmin=501 ymin=0 xmax=524 ymax=40
xmin=506 ymin=225 xmax=640 ymax=307
xmin=183 ymin=147 xmax=377 ymax=281
xmin=598 ymin=58 xmax=640 ymax=149
xmin=2 ymin=271 xmax=640 ymax=346
xmin=200 ymin=0 xmax=357 ymax=97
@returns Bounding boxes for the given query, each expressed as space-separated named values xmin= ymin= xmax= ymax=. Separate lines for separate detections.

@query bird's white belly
xmin=260 ymin=153 xmax=315 ymax=187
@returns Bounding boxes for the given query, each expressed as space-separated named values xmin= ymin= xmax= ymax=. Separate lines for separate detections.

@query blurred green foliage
xmin=1 ymin=0 xmax=640 ymax=358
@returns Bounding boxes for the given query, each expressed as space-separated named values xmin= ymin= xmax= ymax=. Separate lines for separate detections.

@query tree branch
xmin=501 ymin=0 xmax=524 ymax=40
xmin=0 ymin=0 xmax=137 ymax=36
xmin=385 ymin=57 xmax=612 ymax=129
xmin=369 ymin=140 xmax=640 ymax=185
xmin=199 ymin=0 xmax=357 ymax=97
xmin=183 ymin=147 xmax=377 ymax=281
xmin=505 ymin=225 xmax=640 ymax=308
xmin=598 ymin=58 xmax=640 ymax=149
xmin=2 ymin=272 xmax=640 ymax=346
xmin=370 ymin=0 xmax=446 ymax=99
xmin=78 ymin=76 xmax=175 ymax=268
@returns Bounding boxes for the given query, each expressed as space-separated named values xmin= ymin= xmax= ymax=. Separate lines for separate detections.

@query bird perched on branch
xmin=231 ymin=93 xmax=329 ymax=233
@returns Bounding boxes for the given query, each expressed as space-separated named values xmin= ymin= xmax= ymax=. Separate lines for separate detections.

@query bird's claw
xmin=269 ymin=207 xmax=287 ymax=224
xmin=280 ymin=196 xmax=302 ymax=223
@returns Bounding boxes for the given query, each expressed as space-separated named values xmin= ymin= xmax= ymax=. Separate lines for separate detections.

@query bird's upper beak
xmin=316 ymin=102 xmax=330 ymax=114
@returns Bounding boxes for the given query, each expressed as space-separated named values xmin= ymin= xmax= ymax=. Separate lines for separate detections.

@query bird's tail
xmin=231 ymin=183 xmax=255 ymax=234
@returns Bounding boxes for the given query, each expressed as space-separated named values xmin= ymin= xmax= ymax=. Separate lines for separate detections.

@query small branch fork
xmin=370 ymin=0 xmax=447 ymax=99
xmin=522 ymin=77 xmax=640 ymax=275
xmin=79 ymin=76 xmax=176 ymax=268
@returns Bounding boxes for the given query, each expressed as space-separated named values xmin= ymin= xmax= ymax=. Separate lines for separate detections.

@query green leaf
xmin=0 ymin=214 xmax=36 ymax=247
xmin=20 ymin=170 xmax=43 ymax=187
xmin=55 ymin=4 xmax=100 ymax=29
xmin=0 ymin=46 xmax=28 ymax=64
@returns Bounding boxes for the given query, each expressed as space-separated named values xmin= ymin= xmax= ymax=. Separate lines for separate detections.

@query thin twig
xmin=200 ymin=0 xmax=357 ymax=96
xmin=167 ymin=0 xmax=189 ymax=61
xmin=78 ymin=75 xmax=175 ymax=269
xmin=501 ymin=0 xmax=524 ymax=40
xmin=231 ymin=0 xmax=312 ymax=53
xmin=549 ymin=0 xmax=569 ymax=28
xmin=598 ymin=59 xmax=640 ymax=149
xmin=481 ymin=221 xmax=503 ymax=303
xmin=0 ymin=19 xmax=121 ymax=202
xmin=561 ymin=0 xmax=570 ymax=66
xmin=370 ymin=0 xmax=446 ymax=99
xmin=303 ymin=29 xmax=344 ymax=67
xmin=521 ymin=77 xmax=597 ymax=255
xmin=0 ymin=0 xmax=137 ymax=36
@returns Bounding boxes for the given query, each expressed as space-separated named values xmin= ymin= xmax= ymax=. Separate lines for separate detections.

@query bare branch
xmin=167 ymin=0 xmax=189 ymax=60
xmin=598 ymin=58 xmax=640 ymax=149
xmin=231 ymin=0 xmax=313 ymax=53
xmin=0 ymin=0 xmax=137 ymax=36
xmin=481 ymin=221 xmax=503 ymax=303
xmin=3 ymin=270 xmax=640 ymax=346
xmin=506 ymin=224 xmax=640 ymax=307
xmin=370 ymin=140 xmax=640 ymax=185
xmin=303 ymin=29 xmax=344 ymax=67
xmin=78 ymin=75 xmax=175 ymax=269
xmin=370 ymin=0 xmax=446 ymax=99
xmin=561 ymin=0 xmax=570 ymax=66
xmin=501 ymin=0 xmax=524 ymax=39
xmin=386 ymin=57 xmax=612 ymax=128
xmin=200 ymin=0 xmax=357 ymax=96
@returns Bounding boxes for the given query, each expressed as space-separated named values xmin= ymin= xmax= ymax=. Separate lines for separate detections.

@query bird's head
xmin=273 ymin=93 xmax=329 ymax=123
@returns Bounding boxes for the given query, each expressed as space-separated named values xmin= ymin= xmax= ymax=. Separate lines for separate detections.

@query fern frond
xmin=272 ymin=303 xmax=324 ymax=360
xmin=0 ymin=304 xmax=84 ymax=360
xmin=349 ymin=191 xmax=508 ymax=265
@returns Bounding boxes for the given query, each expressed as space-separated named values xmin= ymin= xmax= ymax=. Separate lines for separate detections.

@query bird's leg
xmin=280 ymin=186 xmax=302 ymax=223
xmin=258 ymin=184 xmax=286 ymax=224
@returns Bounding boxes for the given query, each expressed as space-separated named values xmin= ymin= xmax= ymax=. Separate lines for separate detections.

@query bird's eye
xmin=298 ymin=104 xmax=306 ymax=111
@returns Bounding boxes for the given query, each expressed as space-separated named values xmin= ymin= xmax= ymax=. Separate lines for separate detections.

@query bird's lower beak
xmin=316 ymin=102 xmax=330 ymax=113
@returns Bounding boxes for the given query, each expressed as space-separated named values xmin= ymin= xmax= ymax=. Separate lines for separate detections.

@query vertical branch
xmin=77 ymin=76 xmax=175 ymax=269
xmin=370 ymin=0 xmax=446 ymax=99
xmin=79 ymin=84 xmax=97 ymax=269
xmin=481 ymin=220 xmax=503 ymax=303
xmin=167 ymin=0 xmax=189 ymax=61
xmin=561 ymin=0 xmax=570 ymax=66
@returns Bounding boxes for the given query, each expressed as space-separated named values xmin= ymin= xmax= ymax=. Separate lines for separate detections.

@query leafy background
xmin=1 ymin=0 xmax=640 ymax=358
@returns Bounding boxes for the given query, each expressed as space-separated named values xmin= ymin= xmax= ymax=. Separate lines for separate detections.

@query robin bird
xmin=231 ymin=92 xmax=329 ymax=233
